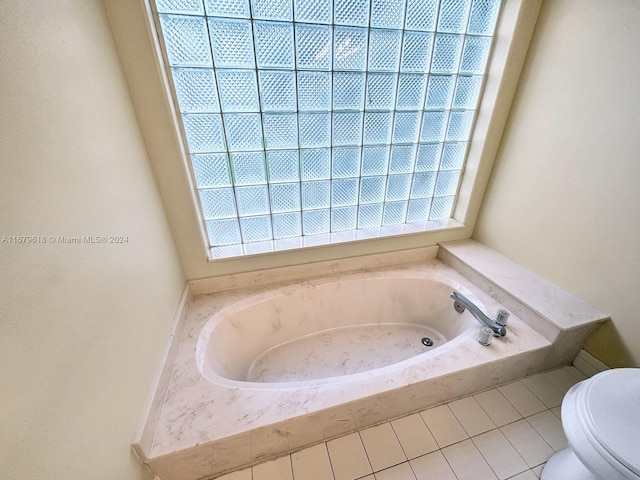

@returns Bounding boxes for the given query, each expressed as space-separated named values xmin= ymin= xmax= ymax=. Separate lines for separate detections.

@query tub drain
xmin=421 ymin=337 xmax=434 ymax=347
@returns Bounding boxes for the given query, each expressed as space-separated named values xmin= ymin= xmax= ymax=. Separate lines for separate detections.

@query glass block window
xmin=155 ymin=0 xmax=501 ymax=258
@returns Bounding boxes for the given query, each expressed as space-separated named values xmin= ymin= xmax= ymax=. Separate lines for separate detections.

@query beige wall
xmin=0 ymin=1 xmax=185 ymax=479
xmin=475 ymin=0 xmax=640 ymax=367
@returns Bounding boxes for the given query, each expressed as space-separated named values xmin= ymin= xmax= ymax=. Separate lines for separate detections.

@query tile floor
xmin=216 ymin=366 xmax=590 ymax=480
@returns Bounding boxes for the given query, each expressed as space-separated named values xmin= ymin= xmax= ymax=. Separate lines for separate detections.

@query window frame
xmin=103 ymin=0 xmax=542 ymax=278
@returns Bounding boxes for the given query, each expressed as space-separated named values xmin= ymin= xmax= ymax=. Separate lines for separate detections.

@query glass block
xmin=259 ymin=71 xmax=297 ymax=112
xmin=216 ymin=69 xmax=259 ymax=113
xmin=231 ymin=151 xmax=266 ymax=185
xmin=263 ymin=113 xmax=298 ymax=149
xmin=267 ymin=150 xmax=299 ymax=182
xmin=331 ymin=206 xmax=357 ymax=231
xmin=363 ymin=112 xmax=392 ymax=146
xmin=301 ymin=180 xmax=330 ymax=209
xmin=407 ymin=198 xmax=432 ymax=222
xmin=358 ymin=203 xmax=383 ymax=228
xmin=401 ymin=32 xmax=434 ymax=73
xmin=208 ymin=18 xmax=255 ymax=69
xmin=370 ymin=0 xmax=406 ymax=29
xmin=334 ymin=27 xmax=368 ymax=71
xmin=430 ymin=195 xmax=454 ymax=219
xmin=298 ymin=71 xmax=331 ymax=111
xmin=437 ymin=0 xmax=472 ymax=34
xmin=435 ymin=169 xmax=461 ymax=196
xmin=420 ymin=111 xmax=448 ymax=142
xmin=199 ymin=188 xmax=236 ymax=219
xmin=332 ymin=112 xmax=363 ymax=147
xmin=383 ymin=201 xmax=408 ymax=225
xmin=411 ymin=172 xmax=436 ymax=198
xmin=192 ymin=153 xmax=231 ymax=188
xmin=270 ymin=182 xmax=301 ymax=212
xmin=468 ymin=0 xmax=501 ymax=35
xmin=212 ymin=244 xmax=244 ymax=258
xmin=396 ymin=74 xmax=427 ymax=110
xmin=333 ymin=72 xmax=366 ymax=110
xmin=299 ymin=113 xmax=331 ymax=148
xmin=425 ymin=75 xmax=456 ymax=110
xmin=386 ymin=174 xmax=412 ymax=201
xmin=361 ymin=146 xmax=389 ymax=175
xmin=254 ymin=21 xmax=295 ymax=69
xmin=224 ymin=113 xmax=263 ymax=151
xmin=368 ymin=29 xmax=402 ymax=72
xmin=204 ymin=0 xmax=250 ymax=17
xmin=431 ymin=34 xmax=464 ymax=74
xmin=244 ymin=240 xmax=275 ymax=254
xmin=240 ymin=215 xmax=273 ymax=242
xmin=405 ymin=0 xmax=438 ymax=31
xmin=389 ymin=145 xmax=416 ymax=173
xmin=441 ymin=142 xmax=467 ymax=170
xmin=332 ymin=178 xmax=359 ymax=206
xmin=334 ymin=0 xmax=369 ymax=26
xmin=393 ymin=111 xmax=421 ymax=143
xmin=294 ymin=0 xmax=332 ymax=24
xmin=172 ymin=68 xmax=219 ymax=113
xmin=366 ymin=74 xmax=398 ymax=110
xmin=300 ymin=148 xmax=330 ymax=180
xmin=251 ymin=0 xmax=292 ymax=21
xmin=206 ymin=218 xmax=241 ymax=246
xmin=453 ymin=75 xmax=483 ymax=109
xmin=236 ymin=185 xmax=270 ymax=215
xmin=302 ymin=209 xmax=330 ymax=235
xmin=156 ymin=0 xmax=204 ymax=14
xmin=332 ymin=147 xmax=361 ymax=178
xmin=359 ymin=176 xmax=386 ymax=204
xmin=275 ymin=235 xmax=303 ymax=249
xmin=447 ymin=110 xmax=474 ymax=141
xmin=272 ymin=212 xmax=302 ymax=238
xmin=183 ymin=114 xmax=225 ymax=153
xmin=415 ymin=143 xmax=442 ymax=171
xmin=295 ymin=24 xmax=332 ymax=70
xmin=159 ymin=15 xmax=212 ymax=67
xmin=460 ymin=36 xmax=492 ymax=74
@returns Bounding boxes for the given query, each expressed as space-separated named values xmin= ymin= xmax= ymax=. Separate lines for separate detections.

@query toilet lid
xmin=579 ymin=368 xmax=640 ymax=476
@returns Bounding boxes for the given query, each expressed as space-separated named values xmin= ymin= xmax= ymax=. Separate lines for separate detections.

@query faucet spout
xmin=450 ymin=292 xmax=507 ymax=337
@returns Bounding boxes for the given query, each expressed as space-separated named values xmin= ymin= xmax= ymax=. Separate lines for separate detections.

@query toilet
xmin=542 ymin=368 xmax=640 ymax=480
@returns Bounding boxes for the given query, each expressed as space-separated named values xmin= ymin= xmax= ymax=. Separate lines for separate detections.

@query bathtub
xmin=197 ymin=274 xmax=479 ymax=388
xmin=139 ymin=255 xmax=559 ymax=480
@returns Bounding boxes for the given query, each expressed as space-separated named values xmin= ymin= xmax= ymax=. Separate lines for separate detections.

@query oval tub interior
xmin=197 ymin=274 xmax=480 ymax=386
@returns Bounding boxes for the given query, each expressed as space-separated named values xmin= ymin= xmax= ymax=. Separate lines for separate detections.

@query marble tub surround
xmin=438 ymin=240 xmax=610 ymax=368
xmin=135 ymin=259 xmax=554 ymax=480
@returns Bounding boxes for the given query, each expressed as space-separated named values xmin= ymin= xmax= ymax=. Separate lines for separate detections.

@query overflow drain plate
xmin=421 ymin=337 xmax=434 ymax=347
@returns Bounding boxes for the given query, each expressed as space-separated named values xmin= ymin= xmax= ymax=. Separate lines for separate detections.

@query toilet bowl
xmin=541 ymin=368 xmax=640 ymax=480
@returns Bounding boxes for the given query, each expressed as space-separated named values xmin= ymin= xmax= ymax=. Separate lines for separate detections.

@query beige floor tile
xmin=442 ymin=439 xmax=498 ymax=480
xmin=410 ymin=451 xmax=456 ymax=480
xmin=526 ymin=411 xmax=567 ymax=452
xmin=508 ymin=470 xmax=538 ymax=480
xmin=448 ymin=396 xmax=496 ymax=436
xmin=291 ymin=443 xmax=334 ymax=480
xmin=472 ymin=428 xmax=528 ymax=479
xmin=500 ymin=419 xmax=554 ymax=468
xmin=499 ymin=382 xmax=547 ymax=417
xmin=563 ymin=365 xmax=588 ymax=381
xmin=420 ymin=404 xmax=468 ymax=448
xmin=521 ymin=374 xmax=564 ymax=408
xmin=391 ymin=413 xmax=438 ymax=459
xmin=374 ymin=462 xmax=417 ymax=480
xmin=253 ymin=455 xmax=293 ymax=480
xmin=474 ymin=389 xmax=523 ymax=427
xmin=360 ymin=423 xmax=406 ymax=472
xmin=543 ymin=369 xmax=581 ymax=395
xmin=550 ymin=406 xmax=561 ymax=419
xmin=327 ymin=433 xmax=372 ymax=480
xmin=532 ymin=463 xmax=545 ymax=477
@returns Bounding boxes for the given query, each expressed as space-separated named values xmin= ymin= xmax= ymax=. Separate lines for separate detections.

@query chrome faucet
xmin=450 ymin=292 xmax=509 ymax=337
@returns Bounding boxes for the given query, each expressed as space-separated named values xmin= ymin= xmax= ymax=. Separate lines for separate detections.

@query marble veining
xmin=133 ymin=243 xmax=609 ymax=480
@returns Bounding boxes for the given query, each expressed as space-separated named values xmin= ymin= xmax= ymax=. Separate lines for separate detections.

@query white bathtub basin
xmin=197 ymin=275 xmax=478 ymax=387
